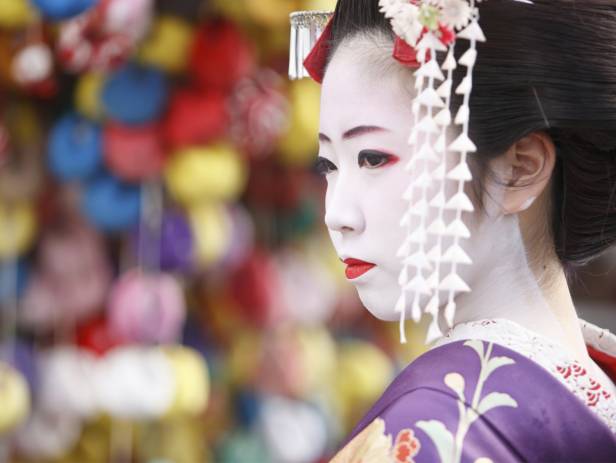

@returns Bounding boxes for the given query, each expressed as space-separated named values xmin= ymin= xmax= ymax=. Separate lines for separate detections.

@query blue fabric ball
xmin=48 ymin=113 xmax=102 ymax=182
xmin=31 ymin=0 xmax=99 ymax=20
xmin=102 ymin=63 xmax=169 ymax=125
xmin=0 ymin=260 xmax=29 ymax=304
xmin=82 ymin=173 xmax=141 ymax=232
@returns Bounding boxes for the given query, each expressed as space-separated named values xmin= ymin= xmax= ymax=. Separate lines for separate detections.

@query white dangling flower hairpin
xmin=379 ymin=0 xmax=484 ymax=345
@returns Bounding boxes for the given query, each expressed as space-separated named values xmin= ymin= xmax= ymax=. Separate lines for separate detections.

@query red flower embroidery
xmin=571 ymin=363 xmax=587 ymax=377
xmin=557 ymin=361 xmax=612 ymax=408
xmin=557 ymin=365 xmax=572 ymax=379
xmin=587 ymin=390 xmax=600 ymax=407
xmin=589 ymin=378 xmax=601 ymax=391
xmin=393 ymin=429 xmax=421 ymax=463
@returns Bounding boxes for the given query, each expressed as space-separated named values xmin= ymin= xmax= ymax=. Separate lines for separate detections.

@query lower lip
xmin=345 ymin=263 xmax=376 ymax=280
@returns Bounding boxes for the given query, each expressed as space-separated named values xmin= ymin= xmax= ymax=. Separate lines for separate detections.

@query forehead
xmin=320 ymin=40 xmax=414 ymax=134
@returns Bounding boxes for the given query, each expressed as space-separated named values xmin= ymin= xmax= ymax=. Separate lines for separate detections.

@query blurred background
xmin=0 ymin=0 xmax=614 ymax=462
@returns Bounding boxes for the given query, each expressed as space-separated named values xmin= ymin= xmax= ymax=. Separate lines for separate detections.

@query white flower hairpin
xmin=379 ymin=0 xmax=483 ymax=345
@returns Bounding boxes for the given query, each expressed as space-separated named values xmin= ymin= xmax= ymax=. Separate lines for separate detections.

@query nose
xmin=324 ymin=173 xmax=365 ymax=234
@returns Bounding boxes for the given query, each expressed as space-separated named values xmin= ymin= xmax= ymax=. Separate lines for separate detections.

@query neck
xmin=449 ymin=212 xmax=591 ymax=366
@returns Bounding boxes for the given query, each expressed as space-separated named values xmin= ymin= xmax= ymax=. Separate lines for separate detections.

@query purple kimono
xmin=330 ymin=338 xmax=616 ymax=462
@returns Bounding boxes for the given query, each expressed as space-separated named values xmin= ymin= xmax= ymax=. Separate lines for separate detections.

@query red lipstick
xmin=343 ymin=258 xmax=376 ymax=280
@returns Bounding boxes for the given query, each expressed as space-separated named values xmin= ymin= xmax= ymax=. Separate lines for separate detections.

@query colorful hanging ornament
xmin=0 ymin=200 xmax=36 ymax=259
xmin=11 ymin=38 xmax=56 ymax=97
xmin=47 ymin=112 xmax=103 ymax=182
xmin=13 ymin=409 xmax=82 ymax=460
xmin=76 ymin=314 xmax=126 ymax=356
xmin=0 ymin=362 xmax=30 ymax=434
xmin=228 ymin=69 xmax=289 ymax=158
xmin=55 ymin=0 xmax=153 ymax=72
xmin=189 ymin=19 xmax=256 ymax=92
xmin=81 ymin=173 xmax=141 ymax=232
xmin=103 ymin=122 xmax=165 ymax=181
xmin=37 ymin=346 xmax=99 ymax=419
xmin=107 ymin=269 xmax=186 ymax=344
xmin=0 ymin=0 xmax=37 ymax=29
xmin=38 ymin=221 xmax=112 ymax=320
xmin=31 ymin=0 xmax=98 ymax=20
xmin=162 ymin=88 xmax=229 ymax=150
xmin=165 ymin=144 xmax=247 ymax=205
xmin=188 ymin=202 xmax=234 ymax=269
xmin=94 ymin=346 xmax=175 ymax=419
xmin=163 ymin=346 xmax=210 ymax=416
xmin=132 ymin=210 xmax=195 ymax=273
xmin=74 ymin=71 xmax=106 ymax=120
xmin=101 ymin=63 xmax=169 ymax=125
xmin=138 ymin=15 xmax=195 ymax=74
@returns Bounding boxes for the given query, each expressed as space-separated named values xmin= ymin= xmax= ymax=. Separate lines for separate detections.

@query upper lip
xmin=342 ymin=257 xmax=375 ymax=266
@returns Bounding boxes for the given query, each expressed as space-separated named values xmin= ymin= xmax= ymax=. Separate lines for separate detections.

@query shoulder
xmin=331 ymin=386 xmax=518 ymax=463
xmin=336 ymin=339 xmax=616 ymax=462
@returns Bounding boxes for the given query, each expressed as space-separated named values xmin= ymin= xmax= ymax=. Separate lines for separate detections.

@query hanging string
xmin=138 ymin=179 xmax=163 ymax=274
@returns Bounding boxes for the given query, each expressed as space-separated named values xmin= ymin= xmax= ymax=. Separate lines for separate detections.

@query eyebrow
xmin=318 ymin=125 xmax=388 ymax=143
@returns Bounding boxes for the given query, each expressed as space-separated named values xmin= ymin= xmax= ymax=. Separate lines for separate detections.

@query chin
xmin=355 ymin=285 xmax=400 ymax=322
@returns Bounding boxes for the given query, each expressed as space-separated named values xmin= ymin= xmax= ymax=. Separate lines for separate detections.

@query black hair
xmin=326 ymin=0 xmax=616 ymax=270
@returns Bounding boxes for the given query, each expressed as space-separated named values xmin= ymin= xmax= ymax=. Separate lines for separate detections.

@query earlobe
xmin=500 ymin=131 xmax=556 ymax=215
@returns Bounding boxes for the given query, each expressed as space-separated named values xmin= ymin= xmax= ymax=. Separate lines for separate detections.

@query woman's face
xmin=318 ymin=41 xmax=418 ymax=321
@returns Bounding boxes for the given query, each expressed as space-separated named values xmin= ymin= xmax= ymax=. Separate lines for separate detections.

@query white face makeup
xmin=318 ymin=40 xmax=416 ymax=322
xmin=317 ymin=37 xmax=557 ymax=337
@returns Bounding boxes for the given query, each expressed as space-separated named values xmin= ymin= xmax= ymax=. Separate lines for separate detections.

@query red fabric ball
xmin=163 ymin=89 xmax=229 ymax=149
xmin=227 ymin=248 xmax=282 ymax=328
xmin=76 ymin=314 xmax=126 ymax=356
xmin=103 ymin=122 xmax=165 ymax=181
xmin=189 ymin=19 xmax=256 ymax=91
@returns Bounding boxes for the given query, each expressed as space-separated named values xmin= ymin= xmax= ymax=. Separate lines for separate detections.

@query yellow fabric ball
xmin=0 ymin=0 xmax=36 ymax=29
xmin=277 ymin=79 xmax=321 ymax=166
xmin=227 ymin=329 xmax=262 ymax=387
xmin=0 ymin=363 xmax=30 ymax=434
xmin=301 ymin=0 xmax=337 ymax=10
xmin=209 ymin=0 xmax=247 ymax=23
xmin=335 ymin=341 xmax=394 ymax=428
xmin=244 ymin=0 xmax=294 ymax=28
xmin=164 ymin=346 xmax=210 ymax=416
xmin=295 ymin=326 xmax=337 ymax=396
xmin=75 ymin=72 xmax=106 ymax=121
xmin=0 ymin=201 xmax=36 ymax=258
xmin=138 ymin=16 xmax=194 ymax=74
xmin=165 ymin=145 xmax=247 ymax=204
xmin=188 ymin=202 xmax=232 ymax=267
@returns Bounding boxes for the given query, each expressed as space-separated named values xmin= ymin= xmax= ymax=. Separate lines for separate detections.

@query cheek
xmin=363 ymin=173 xmax=410 ymax=262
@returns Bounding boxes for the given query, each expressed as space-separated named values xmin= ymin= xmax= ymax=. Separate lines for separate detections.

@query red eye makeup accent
xmin=358 ymin=150 xmax=400 ymax=169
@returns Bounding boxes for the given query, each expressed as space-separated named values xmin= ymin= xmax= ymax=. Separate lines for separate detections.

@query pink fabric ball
xmin=108 ymin=270 xmax=186 ymax=344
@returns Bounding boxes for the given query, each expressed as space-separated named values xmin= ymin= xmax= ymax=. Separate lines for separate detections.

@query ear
xmin=491 ymin=131 xmax=556 ymax=215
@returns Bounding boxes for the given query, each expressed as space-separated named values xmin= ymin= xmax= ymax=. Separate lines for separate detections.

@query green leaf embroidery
xmin=477 ymin=392 xmax=518 ymax=415
xmin=484 ymin=356 xmax=515 ymax=377
xmin=416 ymin=420 xmax=455 ymax=463
xmin=463 ymin=339 xmax=484 ymax=360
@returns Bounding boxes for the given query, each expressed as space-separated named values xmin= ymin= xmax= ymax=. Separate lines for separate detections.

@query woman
xmin=290 ymin=0 xmax=616 ymax=461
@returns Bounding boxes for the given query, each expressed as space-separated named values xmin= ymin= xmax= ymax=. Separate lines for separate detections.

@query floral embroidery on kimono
xmin=332 ymin=340 xmax=518 ymax=463
xmin=330 ymin=419 xmax=421 ymax=463
xmin=332 ymin=324 xmax=616 ymax=462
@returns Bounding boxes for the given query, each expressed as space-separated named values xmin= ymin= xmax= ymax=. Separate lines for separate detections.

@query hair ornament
xmin=289 ymin=11 xmax=333 ymax=82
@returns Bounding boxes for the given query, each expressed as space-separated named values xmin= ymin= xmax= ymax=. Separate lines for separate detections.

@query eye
xmin=314 ymin=156 xmax=337 ymax=176
xmin=358 ymin=150 xmax=398 ymax=169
